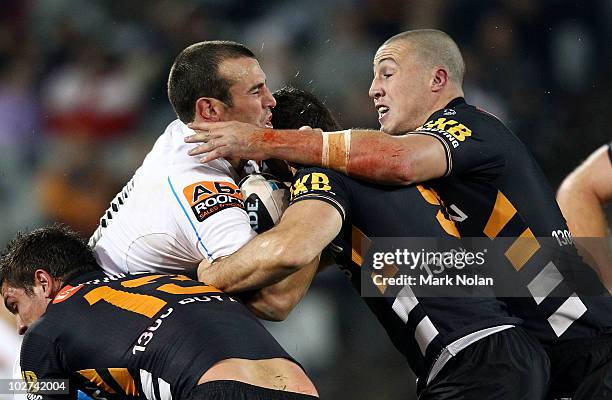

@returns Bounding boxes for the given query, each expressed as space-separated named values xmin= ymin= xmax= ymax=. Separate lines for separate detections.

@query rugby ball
xmin=239 ymin=174 xmax=289 ymax=233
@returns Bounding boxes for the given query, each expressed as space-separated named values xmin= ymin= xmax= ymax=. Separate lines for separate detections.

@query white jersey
xmin=90 ymin=119 xmax=256 ymax=275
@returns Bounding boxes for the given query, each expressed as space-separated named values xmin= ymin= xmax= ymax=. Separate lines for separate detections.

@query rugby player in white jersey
xmin=90 ymin=41 xmax=318 ymax=320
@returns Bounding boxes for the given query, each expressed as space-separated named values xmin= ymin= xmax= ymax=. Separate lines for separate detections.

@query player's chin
xmin=379 ymin=123 xmax=394 ymax=135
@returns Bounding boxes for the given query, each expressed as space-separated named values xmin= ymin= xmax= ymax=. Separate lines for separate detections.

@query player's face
xmin=369 ymin=40 xmax=433 ymax=135
xmin=1 ymin=281 xmax=49 ymax=335
xmin=218 ymin=57 xmax=276 ymax=128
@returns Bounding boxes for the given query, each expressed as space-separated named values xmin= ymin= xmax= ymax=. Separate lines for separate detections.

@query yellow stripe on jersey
xmin=121 ymin=275 xmax=166 ymax=288
xmin=77 ymin=369 xmax=115 ymax=394
xmin=372 ymin=263 xmax=400 ymax=295
xmin=416 ymin=185 xmax=460 ymax=237
xmin=351 ymin=226 xmax=372 ymax=266
xmin=156 ymin=283 xmax=221 ymax=295
xmin=84 ymin=286 xmax=167 ymax=318
xmin=484 ymin=191 xmax=517 ymax=239
xmin=505 ymin=228 xmax=541 ymax=271
xmin=108 ymin=368 xmax=138 ymax=396
xmin=172 ymin=275 xmax=192 ymax=281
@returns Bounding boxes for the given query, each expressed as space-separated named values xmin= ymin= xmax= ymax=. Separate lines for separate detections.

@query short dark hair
xmin=0 ymin=224 xmax=100 ymax=292
xmin=167 ymin=40 xmax=256 ymax=123
xmin=272 ymin=86 xmax=340 ymax=131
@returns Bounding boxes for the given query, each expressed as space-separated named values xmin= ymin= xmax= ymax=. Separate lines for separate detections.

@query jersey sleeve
xmin=168 ymin=162 xmax=256 ymax=262
xmin=20 ymin=331 xmax=76 ymax=400
xmin=289 ymin=167 xmax=351 ymax=221
xmin=412 ymin=108 xmax=506 ymax=178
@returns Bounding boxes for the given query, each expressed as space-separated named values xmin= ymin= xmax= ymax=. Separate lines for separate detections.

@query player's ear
xmin=195 ymin=97 xmax=224 ymax=122
xmin=431 ymin=67 xmax=449 ymax=93
xmin=33 ymin=269 xmax=55 ymax=298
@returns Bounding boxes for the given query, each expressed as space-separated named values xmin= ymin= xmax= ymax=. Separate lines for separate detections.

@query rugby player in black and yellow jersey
xmin=0 ymin=225 xmax=318 ymax=400
xmin=187 ymin=30 xmax=612 ymax=399
xmin=197 ymin=87 xmax=550 ymax=399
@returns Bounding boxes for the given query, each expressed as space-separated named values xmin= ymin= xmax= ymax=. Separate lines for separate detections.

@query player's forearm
xmin=198 ymin=228 xmax=320 ymax=293
xmin=251 ymin=128 xmax=324 ymax=167
xmin=256 ymin=128 xmax=435 ymax=184
xmin=246 ymin=257 xmax=320 ymax=321
xmin=346 ymin=130 xmax=426 ymax=184
xmin=558 ymin=178 xmax=608 ymax=238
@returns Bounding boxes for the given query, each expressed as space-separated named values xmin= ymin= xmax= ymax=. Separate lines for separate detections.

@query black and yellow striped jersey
xmin=289 ymin=167 xmax=520 ymax=380
xmin=413 ymin=97 xmax=612 ymax=345
xmin=20 ymin=271 xmax=293 ymax=400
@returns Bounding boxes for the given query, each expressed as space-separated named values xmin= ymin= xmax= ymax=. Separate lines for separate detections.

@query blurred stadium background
xmin=0 ymin=0 xmax=610 ymax=398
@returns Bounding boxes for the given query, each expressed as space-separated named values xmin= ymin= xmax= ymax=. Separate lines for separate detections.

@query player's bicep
xmin=395 ymin=134 xmax=448 ymax=182
xmin=413 ymin=112 xmax=505 ymax=177
xmin=280 ymin=199 xmax=343 ymax=247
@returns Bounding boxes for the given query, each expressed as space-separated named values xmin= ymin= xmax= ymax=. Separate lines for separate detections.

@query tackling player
xmin=187 ymin=30 xmax=612 ymax=399
xmin=199 ymin=87 xmax=551 ymax=399
xmin=0 ymin=225 xmax=318 ymax=400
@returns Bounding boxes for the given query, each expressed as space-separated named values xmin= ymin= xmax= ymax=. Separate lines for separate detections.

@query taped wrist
xmin=321 ymin=129 xmax=351 ymax=173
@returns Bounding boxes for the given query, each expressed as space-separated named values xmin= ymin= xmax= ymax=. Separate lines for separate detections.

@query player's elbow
xmin=394 ymin=164 xmax=419 ymax=185
xmin=557 ymin=170 xmax=590 ymax=204
xmin=384 ymin=149 xmax=422 ymax=185
xmin=247 ymin=294 xmax=295 ymax=321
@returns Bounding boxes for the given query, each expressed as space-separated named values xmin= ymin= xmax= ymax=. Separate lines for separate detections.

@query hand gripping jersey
xmin=90 ymin=120 xmax=256 ymax=275
xmin=19 ymin=272 xmax=293 ymax=400
xmin=413 ymin=97 xmax=612 ymax=344
xmin=289 ymin=168 xmax=521 ymax=381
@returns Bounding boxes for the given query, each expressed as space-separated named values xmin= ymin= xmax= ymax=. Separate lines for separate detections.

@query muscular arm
xmin=245 ymin=258 xmax=320 ymax=321
xmin=558 ymin=145 xmax=612 ymax=237
xmin=197 ymin=199 xmax=342 ymax=308
xmin=557 ymin=144 xmax=612 ymax=286
xmin=185 ymin=123 xmax=448 ymax=185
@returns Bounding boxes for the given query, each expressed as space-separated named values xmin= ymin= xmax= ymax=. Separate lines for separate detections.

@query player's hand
xmin=185 ymin=121 xmax=269 ymax=163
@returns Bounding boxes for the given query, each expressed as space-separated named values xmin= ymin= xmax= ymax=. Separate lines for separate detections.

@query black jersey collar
xmin=63 ymin=270 xmax=106 ymax=287
xmin=446 ymin=97 xmax=466 ymax=108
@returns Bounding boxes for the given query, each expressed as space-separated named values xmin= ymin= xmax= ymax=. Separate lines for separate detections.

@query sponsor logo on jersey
xmin=52 ymin=284 xmax=84 ymax=304
xmin=22 ymin=371 xmax=37 ymax=383
xmin=442 ymin=108 xmax=456 ymax=116
xmin=416 ymin=117 xmax=472 ymax=148
xmin=290 ymin=172 xmax=332 ymax=200
xmin=183 ymin=181 xmax=244 ymax=222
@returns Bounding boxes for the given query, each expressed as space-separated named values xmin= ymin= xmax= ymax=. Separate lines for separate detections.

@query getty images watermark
xmin=371 ymin=247 xmax=492 ymax=288
xmin=355 ymin=236 xmax=610 ymax=298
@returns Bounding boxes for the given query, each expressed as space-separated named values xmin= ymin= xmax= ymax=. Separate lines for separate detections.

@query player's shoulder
xmin=145 ymin=119 xmax=235 ymax=178
xmin=415 ymin=98 xmax=515 ymax=152
xmin=293 ymin=166 xmax=346 ymax=182
xmin=21 ymin=316 xmax=59 ymax=351
xmin=432 ymin=99 xmax=507 ymax=130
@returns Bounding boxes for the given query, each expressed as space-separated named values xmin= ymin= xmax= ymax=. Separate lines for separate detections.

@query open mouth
xmin=264 ymin=114 xmax=273 ymax=128
xmin=376 ymin=105 xmax=390 ymax=120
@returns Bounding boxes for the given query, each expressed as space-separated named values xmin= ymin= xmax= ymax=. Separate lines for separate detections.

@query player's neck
xmin=431 ymin=88 xmax=464 ymax=114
